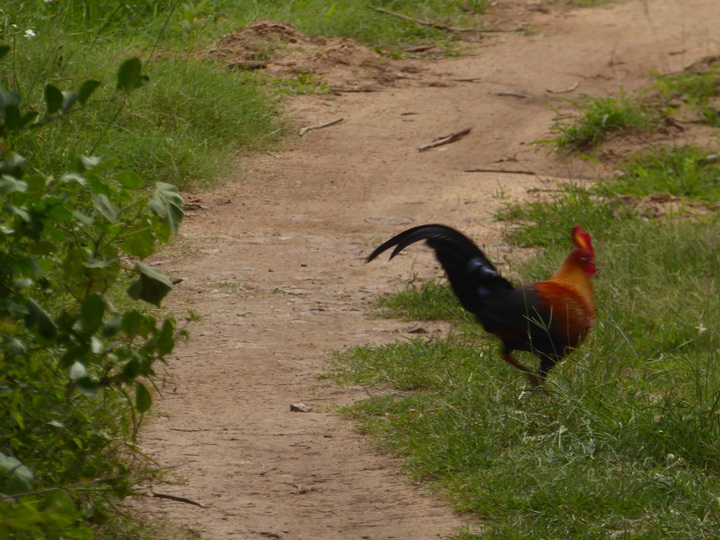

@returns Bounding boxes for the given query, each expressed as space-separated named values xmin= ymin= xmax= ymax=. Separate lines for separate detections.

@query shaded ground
xmin=131 ymin=1 xmax=720 ymax=538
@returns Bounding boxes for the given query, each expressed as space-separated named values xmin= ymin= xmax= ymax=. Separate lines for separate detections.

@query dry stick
xmin=464 ymin=168 xmax=539 ymax=176
xmin=497 ymin=91 xmax=532 ymax=99
xmin=368 ymin=5 xmax=467 ymax=32
xmin=547 ymin=81 xmax=580 ymax=94
xmin=298 ymin=117 xmax=344 ymax=136
xmin=368 ymin=5 xmax=520 ymax=33
xmin=150 ymin=491 xmax=207 ymax=508
xmin=419 ymin=127 xmax=472 ymax=152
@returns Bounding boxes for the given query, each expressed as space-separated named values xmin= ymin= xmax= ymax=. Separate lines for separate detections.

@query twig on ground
xmin=464 ymin=168 xmax=539 ymax=176
xmin=419 ymin=127 xmax=472 ymax=152
xmin=150 ymin=491 xmax=207 ymax=508
xmin=227 ymin=60 xmax=267 ymax=71
xmin=368 ymin=5 xmax=467 ymax=32
xmin=368 ymin=5 xmax=522 ymax=33
xmin=527 ymin=188 xmax=568 ymax=193
xmin=546 ymin=81 xmax=580 ymax=94
xmin=330 ymin=86 xmax=376 ymax=94
xmin=497 ymin=91 xmax=532 ymax=99
xmin=298 ymin=118 xmax=344 ymax=136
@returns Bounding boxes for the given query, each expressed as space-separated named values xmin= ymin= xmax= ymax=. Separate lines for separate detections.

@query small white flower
xmin=24 ymin=29 xmax=36 ymax=39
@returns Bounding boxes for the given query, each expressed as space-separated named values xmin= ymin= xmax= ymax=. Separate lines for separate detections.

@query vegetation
xmin=0 ymin=0 xmax=495 ymax=536
xmin=596 ymin=145 xmax=720 ymax=202
xmin=548 ymin=59 xmax=720 ymax=150
xmin=0 ymin=49 xmax=189 ymax=536
xmin=546 ymin=92 xmax=655 ymax=150
xmin=329 ymin=71 xmax=720 ymax=536
xmin=5 ymin=0 xmax=717 ymax=537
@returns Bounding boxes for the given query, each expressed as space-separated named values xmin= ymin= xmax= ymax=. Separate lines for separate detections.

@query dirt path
xmin=132 ymin=2 xmax=720 ymax=538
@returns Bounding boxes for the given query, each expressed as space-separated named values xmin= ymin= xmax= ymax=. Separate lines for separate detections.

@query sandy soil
xmin=131 ymin=1 xmax=720 ymax=538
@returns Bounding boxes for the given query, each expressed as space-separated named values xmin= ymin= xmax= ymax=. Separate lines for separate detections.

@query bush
xmin=0 ymin=50 xmax=185 ymax=536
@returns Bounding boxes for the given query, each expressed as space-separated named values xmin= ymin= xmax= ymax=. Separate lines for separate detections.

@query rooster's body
xmin=367 ymin=224 xmax=597 ymax=385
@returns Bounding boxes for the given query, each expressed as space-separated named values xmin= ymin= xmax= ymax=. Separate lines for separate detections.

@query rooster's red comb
xmin=571 ymin=225 xmax=593 ymax=252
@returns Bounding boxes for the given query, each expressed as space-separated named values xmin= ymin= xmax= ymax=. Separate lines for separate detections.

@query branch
xmin=298 ymin=117 xmax=344 ymax=136
xmin=546 ymin=81 xmax=580 ymax=94
xmin=464 ymin=168 xmax=539 ymax=176
xmin=419 ymin=127 xmax=472 ymax=152
xmin=368 ymin=5 xmax=522 ymax=33
xmin=150 ymin=491 xmax=207 ymax=508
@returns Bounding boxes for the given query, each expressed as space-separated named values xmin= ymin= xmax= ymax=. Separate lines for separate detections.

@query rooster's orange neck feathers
xmin=548 ymin=249 xmax=595 ymax=313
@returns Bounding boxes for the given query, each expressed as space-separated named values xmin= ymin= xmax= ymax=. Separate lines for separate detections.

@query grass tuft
xmin=547 ymin=93 xmax=656 ymax=150
xmin=595 ymin=145 xmax=720 ymax=202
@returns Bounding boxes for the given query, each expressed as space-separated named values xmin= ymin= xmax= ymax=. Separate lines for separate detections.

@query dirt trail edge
xmin=131 ymin=2 xmax=720 ymax=538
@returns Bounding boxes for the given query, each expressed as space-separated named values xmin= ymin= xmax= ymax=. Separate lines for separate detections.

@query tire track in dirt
xmin=131 ymin=2 xmax=720 ymax=538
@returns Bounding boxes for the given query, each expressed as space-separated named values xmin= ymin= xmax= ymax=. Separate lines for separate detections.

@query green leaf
xmin=156 ymin=319 xmax=176 ymax=356
xmin=0 ymin=152 xmax=27 ymax=177
xmin=4 ymin=337 xmax=25 ymax=355
xmin=59 ymin=346 xmax=85 ymax=370
xmin=80 ymin=294 xmax=104 ymax=333
xmin=0 ymin=90 xmax=21 ymax=109
xmin=121 ymin=310 xmax=144 ymax=337
xmin=6 ymin=204 xmax=30 ymax=221
xmin=135 ymin=381 xmax=152 ymax=413
xmin=121 ymin=222 xmax=155 ymax=258
xmin=62 ymin=172 xmax=87 ymax=185
xmin=72 ymin=210 xmax=94 ymax=226
xmin=60 ymin=90 xmax=78 ymax=114
xmin=75 ymin=376 xmax=99 ymax=397
xmin=0 ymin=452 xmax=34 ymax=495
xmin=126 ymin=263 xmax=173 ymax=307
xmin=122 ymin=357 xmax=141 ymax=380
xmin=47 ymin=202 xmax=73 ymax=222
xmin=0 ymin=45 xmax=10 ymax=61
xmin=117 ymin=57 xmax=148 ymax=92
xmin=117 ymin=170 xmax=143 ymax=189
xmin=44 ymin=84 xmax=63 ymax=114
xmin=148 ymin=182 xmax=184 ymax=235
xmin=0 ymin=174 xmax=27 ymax=196
xmin=91 ymin=192 xmax=119 ymax=222
xmin=69 ymin=361 xmax=87 ymax=380
xmin=102 ymin=316 xmax=122 ymax=338
xmin=77 ymin=79 xmax=101 ymax=105
xmin=77 ymin=155 xmax=118 ymax=176
xmin=25 ymin=299 xmax=56 ymax=340
xmin=4 ymin=103 xmax=20 ymax=129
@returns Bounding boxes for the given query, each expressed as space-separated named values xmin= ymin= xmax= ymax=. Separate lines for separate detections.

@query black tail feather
xmin=367 ymin=224 xmax=513 ymax=314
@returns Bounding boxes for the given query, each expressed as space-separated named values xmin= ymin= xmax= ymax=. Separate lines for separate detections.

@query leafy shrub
xmin=0 ymin=49 xmax=185 ymax=536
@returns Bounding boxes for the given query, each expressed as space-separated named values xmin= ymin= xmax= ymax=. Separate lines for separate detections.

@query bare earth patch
xmin=131 ymin=1 xmax=720 ymax=538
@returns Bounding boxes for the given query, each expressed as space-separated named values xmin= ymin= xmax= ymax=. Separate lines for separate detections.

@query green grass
xmin=375 ymin=275 xmax=469 ymax=322
xmin=595 ymin=145 xmax=720 ymax=202
xmin=547 ymin=63 xmax=720 ymax=152
xmin=547 ymin=93 xmax=656 ymax=150
xmin=653 ymin=60 xmax=720 ymax=127
xmin=331 ymin=158 xmax=720 ymax=537
xmin=4 ymin=37 xmax=283 ymax=189
xmin=211 ymin=0 xmax=492 ymax=49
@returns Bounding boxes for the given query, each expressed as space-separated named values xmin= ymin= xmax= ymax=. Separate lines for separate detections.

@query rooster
xmin=367 ymin=224 xmax=596 ymax=386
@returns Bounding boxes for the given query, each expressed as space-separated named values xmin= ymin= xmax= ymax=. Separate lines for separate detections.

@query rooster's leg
xmin=501 ymin=352 xmax=543 ymax=386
